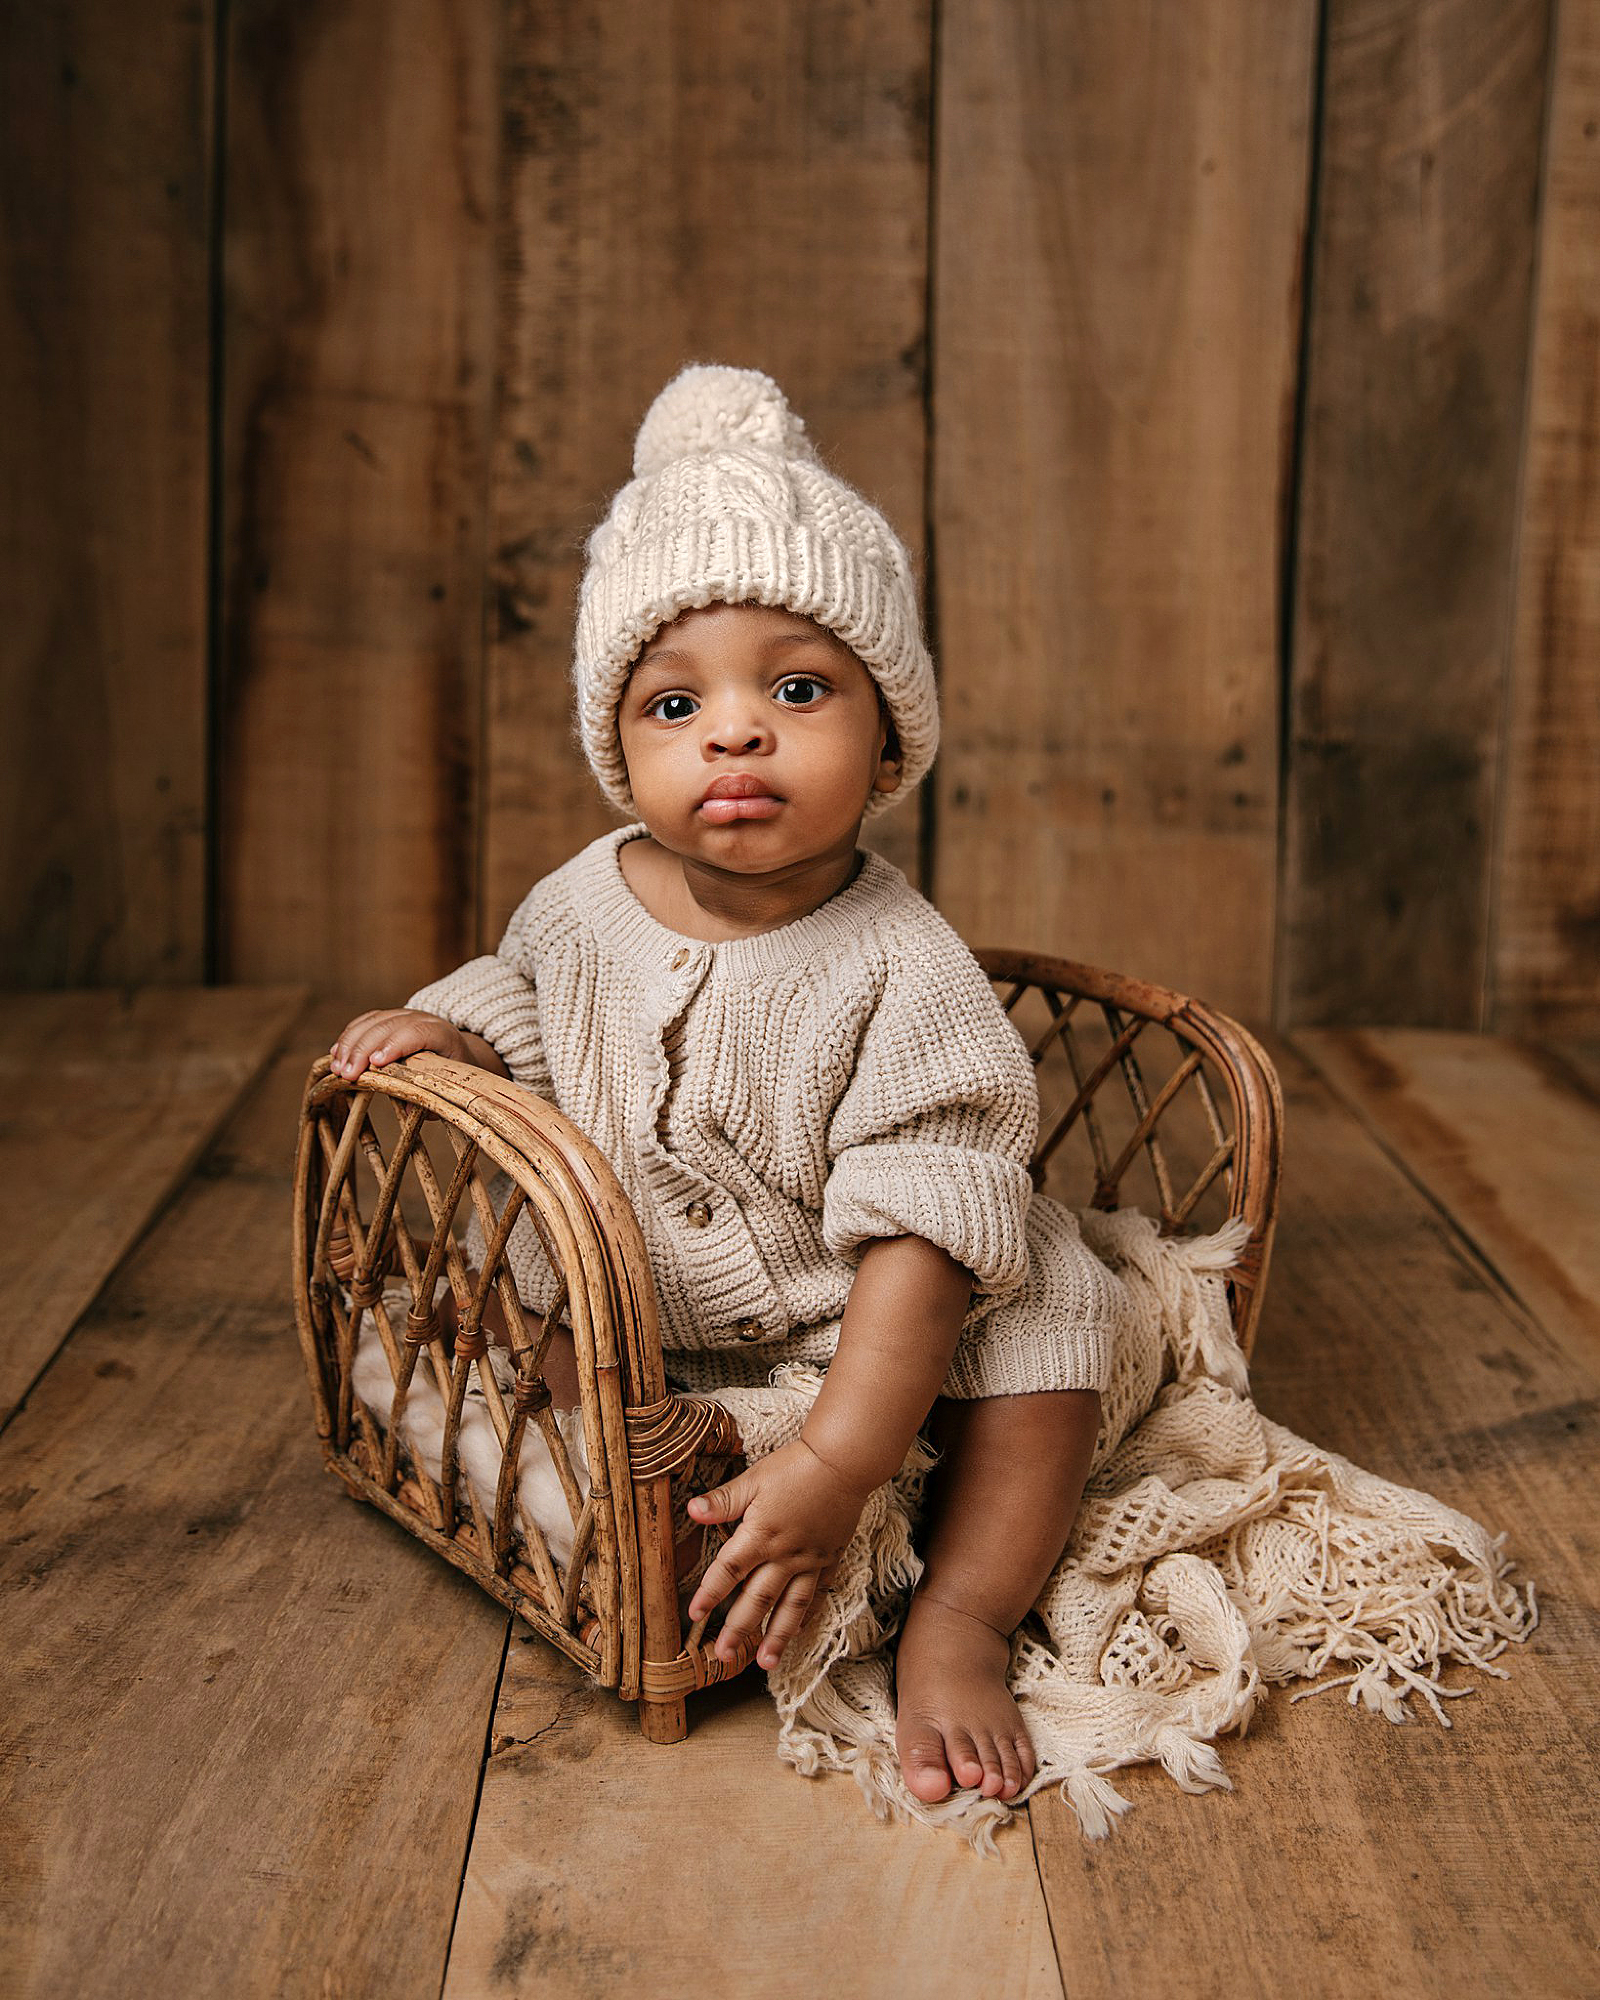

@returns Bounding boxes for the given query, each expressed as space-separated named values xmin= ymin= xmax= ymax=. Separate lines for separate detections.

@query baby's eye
xmin=775 ymin=676 xmax=827 ymax=707
xmin=644 ymin=693 xmax=697 ymax=722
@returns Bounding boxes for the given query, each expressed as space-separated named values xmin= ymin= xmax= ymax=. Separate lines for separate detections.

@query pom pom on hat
xmin=572 ymin=362 xmax=940 ymax=823
xmin=631 ymin=364 xmax=817 ymax=478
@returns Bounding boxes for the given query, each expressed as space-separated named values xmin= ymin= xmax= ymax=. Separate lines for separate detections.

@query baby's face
xmin=615 ymin=602 xmax=901 ymax=865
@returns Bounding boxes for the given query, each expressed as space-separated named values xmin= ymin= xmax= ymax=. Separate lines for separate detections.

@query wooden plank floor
xmin=1028 ymin=1028 xmax=1598 ymax=1999
xmin=1293 ymin=1028 xmax=1600 ymax=1368
xmin=0 ymin=992 xmax=1594 ymax=1998
xmin=0 ymin=986 xmax=305 ymax=1423
xmin=0 ymin=997 xmax=508 ymax=2000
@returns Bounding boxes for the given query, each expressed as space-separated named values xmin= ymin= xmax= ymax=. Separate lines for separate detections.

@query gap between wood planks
xmin=1289 ymin=1025 xmax=1600 ymax=1372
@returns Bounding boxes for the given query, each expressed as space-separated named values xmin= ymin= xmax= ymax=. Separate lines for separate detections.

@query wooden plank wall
xmin=3 ymin=0 xmax=1596 ymax=1032
xmin=0 ymin=0 xmax=213 ymax=986
xmin=1492 ymin=0 xmax=1600 ymax=1034
xmin=216 ymin=0 xmax=499 ymax=998
xmin=932 ymin=1 xmax=1314 ymax=1019
xmin=1279 ymin=0 xmax=1555 ymax=1028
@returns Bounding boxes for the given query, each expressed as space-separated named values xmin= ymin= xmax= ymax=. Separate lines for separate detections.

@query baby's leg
xmin=894 ymin=1389 xmax=1100 ymax=1804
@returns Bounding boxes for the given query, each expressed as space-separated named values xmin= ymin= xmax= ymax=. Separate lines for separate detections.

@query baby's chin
xmin=637 ymin=807 xmax=869 ymax=874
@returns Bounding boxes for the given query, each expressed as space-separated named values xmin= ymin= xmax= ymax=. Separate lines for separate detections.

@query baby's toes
xmin=996 ymin=1732 xmax=1027 ymax=1799
xmin=1015 ymin=1729 xmax=1037 ymax=1793
xmin=944 ymin=1728 xmax=987 ymax=1793
xmin=895 ymin=1711 xmax=957 ymax=1803
xmin=971 ymin=1732 xmax=1011 ymax=1799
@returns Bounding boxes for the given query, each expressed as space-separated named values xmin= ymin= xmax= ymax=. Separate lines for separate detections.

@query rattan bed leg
xmin=634 ymin=1470 xmax=689 ymax=1743
xmin=638 ymin=1693 xmax=688 ymax=1743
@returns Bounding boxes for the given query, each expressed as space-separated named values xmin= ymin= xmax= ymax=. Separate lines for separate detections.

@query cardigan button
xmin=671 ymin=947 xmax=690 ymax=969
xmin=733 ymin=1317 xmax=762 ymax=1341
xmin=684 ymin=1199 xmax=713 ymax=1227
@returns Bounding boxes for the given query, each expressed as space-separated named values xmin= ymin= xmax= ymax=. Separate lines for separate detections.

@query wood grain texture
xmin=0 ymin=1000 xmax=508 ymax=2000
xmin=217 ymin=0 xmax=498 ymax=995
xmin=0 ymin=989 xmax=1594 ymax=1992
xmin=443 ymin=1643 xmax=1062 ymax=2000
xmin=929 ymin=0 xmax=1314 ymax=1019
xmin=475 ymin=0 xmax=932 ymax=958
xmin=1490 ymin=0 xmax=1600 ymax=1035
xmin=1296 ymin=1026 xmax=1600 ymax=1371
xmin=1280 ymin=0 xmax=1555 ymax=1028
xmin=1029 ymin=1026 xmax=1597 ymax=1999
xmin=0 ymin=2 xmax=211 ymax=985
xmin=0 ymin=985 xmax=304 ymax=1424
xmin=1547 ymin=1035 xmax=1600 ymax=1098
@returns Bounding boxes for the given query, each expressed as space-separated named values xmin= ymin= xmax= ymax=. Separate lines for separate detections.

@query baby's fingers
xmin=755 ymin=1572 xmax=821 ymax=1671
xmin=714 ymin=1560 xmax=791 ymax=1664
xmin=329 ymin=1011 xmax=387 ymax=1072
xmin=687 ymin=1466 xmax=757 ymax=1528
xmin=332 ymin=1014 xmax=421 ymax=1078
xmin=686 ymin=1522 xmax=763 ymax=1625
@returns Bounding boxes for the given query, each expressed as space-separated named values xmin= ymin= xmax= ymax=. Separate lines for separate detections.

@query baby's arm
xmin=801 ymin=1233 xmax=973 ymax=1487
xmin=686 ymin=1232 xmax=973 ymax=1668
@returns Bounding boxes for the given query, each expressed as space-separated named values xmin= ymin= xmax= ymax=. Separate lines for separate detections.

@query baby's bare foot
xmin=892 ymin=1592 xmax=1036 ymax=1804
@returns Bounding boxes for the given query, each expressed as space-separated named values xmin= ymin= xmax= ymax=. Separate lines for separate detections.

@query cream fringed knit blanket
xmin=358 ymin=1210 xmax=1537 ymax=1852
xmin=696 ymin=1209 xmax=1538 ymax=1855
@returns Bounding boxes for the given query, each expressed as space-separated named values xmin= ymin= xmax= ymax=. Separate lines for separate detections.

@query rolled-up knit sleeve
xmin=404 ymin=891 xmax=553 ymax=1098
xmin=821 ymin=941 xmax=1040 ymax=1302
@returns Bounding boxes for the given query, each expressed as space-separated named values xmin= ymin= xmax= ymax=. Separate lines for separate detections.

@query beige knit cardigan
xmin=405 ymin=821 xmax=1122 ymax=1400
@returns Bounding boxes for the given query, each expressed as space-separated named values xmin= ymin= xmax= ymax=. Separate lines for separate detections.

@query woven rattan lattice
xmin=292 ymin=949 xmax=1282 ymax=1742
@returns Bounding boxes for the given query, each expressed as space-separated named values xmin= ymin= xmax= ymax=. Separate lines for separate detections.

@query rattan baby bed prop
xmin=291 ymin=949 xmax=1284 ymax=1747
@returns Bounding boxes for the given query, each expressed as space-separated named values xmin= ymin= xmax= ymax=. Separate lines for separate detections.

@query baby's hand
xmin=685 ymin=1436 xmax=872 ymax=1670
xmin=328 ymin=1008 xmax=468 ymax=1080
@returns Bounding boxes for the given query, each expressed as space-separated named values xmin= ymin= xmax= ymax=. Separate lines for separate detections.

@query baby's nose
xmin=705 ymin=712 xmax=769 ymax=753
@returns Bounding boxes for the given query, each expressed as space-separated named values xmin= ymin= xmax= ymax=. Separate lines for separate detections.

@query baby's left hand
xmin=685 ymin=1437 xmax=872 ymax=1670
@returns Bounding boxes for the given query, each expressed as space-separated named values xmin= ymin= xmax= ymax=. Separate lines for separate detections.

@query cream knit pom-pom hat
xmin=573 ymin=363 xmax=939 ymax=821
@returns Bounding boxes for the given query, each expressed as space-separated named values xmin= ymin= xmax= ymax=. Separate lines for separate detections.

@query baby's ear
xmin=878 ymin=700 xmax=902 ymax=768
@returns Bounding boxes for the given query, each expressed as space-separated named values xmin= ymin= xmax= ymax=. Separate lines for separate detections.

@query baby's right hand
xmin=328 ymin=1008 xmax=467 ymax=1080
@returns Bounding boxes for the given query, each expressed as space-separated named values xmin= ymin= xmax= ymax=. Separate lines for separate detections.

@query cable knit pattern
xmin=406 ymin=821 xmax=1117 ymax=1401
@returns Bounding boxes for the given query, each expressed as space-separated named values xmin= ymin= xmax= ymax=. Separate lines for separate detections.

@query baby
xmin=330 ymin=365 xmax=1121 ymax=1808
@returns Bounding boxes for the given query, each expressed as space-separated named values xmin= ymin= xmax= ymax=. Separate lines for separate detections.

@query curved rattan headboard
xmin=973 ymin=949 xmax=1283 ymax=1357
